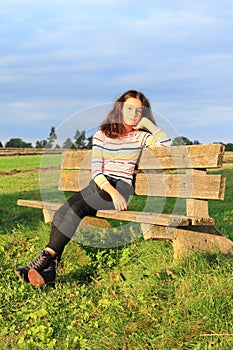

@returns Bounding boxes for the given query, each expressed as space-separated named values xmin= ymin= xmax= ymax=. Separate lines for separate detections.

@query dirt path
xmin=0 ymin=166 xmax=59 ymax=176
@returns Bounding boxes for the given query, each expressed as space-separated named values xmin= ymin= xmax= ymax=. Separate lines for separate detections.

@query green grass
xmin=0 ymin=155 xmax=233 ymax=349
xmin=0 ymin=154 xmax=61 ymax=172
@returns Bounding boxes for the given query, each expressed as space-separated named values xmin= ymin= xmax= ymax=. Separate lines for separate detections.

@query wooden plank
xmin=61 ymin=150 xmax=92 ymax=169
xmin=96 ymin=210 xmax=215 ymax=226
xmin=58 ymin=170 xmax=91 ymax=191
xmin=138 ymin=144 xmax=225 ymax=169
xmin=135 ymin=173 xmax=225 ymax=200
xmin=17 ymin=199 xmax=111 ymax=228
xmin=96 ymin=210 xmax=189 ymax=226
xmin=17 ymin=199 xmax=46 ymax=209
xmin=60 ymin=144 xmax=225 ymax=170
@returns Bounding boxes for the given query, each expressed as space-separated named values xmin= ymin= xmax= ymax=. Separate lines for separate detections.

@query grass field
xmin=0 ymin=154 xmax=233 ymax=349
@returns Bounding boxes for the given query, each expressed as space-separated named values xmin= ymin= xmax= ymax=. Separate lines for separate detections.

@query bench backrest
xmin=59 ymin=144 xmax=225 ymax=201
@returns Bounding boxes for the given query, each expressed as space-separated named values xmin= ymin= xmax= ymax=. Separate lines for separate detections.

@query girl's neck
xmin=123 ymin=123 xmax=134 ymax=133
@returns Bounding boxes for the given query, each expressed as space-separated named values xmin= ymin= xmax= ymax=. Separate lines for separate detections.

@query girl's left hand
xmin=133 ymin=117 xmax=157 ymax=134
xmin=133 ymin=117 xmax=148 ymax=130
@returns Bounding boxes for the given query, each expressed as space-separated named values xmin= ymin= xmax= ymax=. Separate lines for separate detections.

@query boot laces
xmin=27 ymin=251 xmax=51 ymax=271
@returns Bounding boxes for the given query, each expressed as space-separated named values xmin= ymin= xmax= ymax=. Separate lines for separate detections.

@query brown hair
xmin=100 ymin=90 xmax=156 ymax=138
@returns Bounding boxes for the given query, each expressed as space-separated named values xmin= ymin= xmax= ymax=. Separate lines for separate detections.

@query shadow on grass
xmin=57 ymin=265 xmax=96 ymax=286
xmin=0 ymin=190 xmax=44 ymax=235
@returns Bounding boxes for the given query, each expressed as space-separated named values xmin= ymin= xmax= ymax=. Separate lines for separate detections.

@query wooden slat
xmin=61 ymin=150 xmax=92 ymax=170
xmin=135 ymin=173 xmax=226 ymax=200
xmin=60 ymin=144 xmax=225 ymax=170
xmin=138 ymin=144 xmax=225 ymax=169
xmin=17 ymin=199 xmax=48 ymax=209
xmin=58 ymin=170 xmax=91 ymax=191
xmin=17 ymin=199 xmax=215 ymax=226
xmin=59 ymin=171 xmax=226 ymax=200
xmin=17 ymin=199 xmax=111 ymax=228
xmin=96 ymin=210 xmax=215 ymax=226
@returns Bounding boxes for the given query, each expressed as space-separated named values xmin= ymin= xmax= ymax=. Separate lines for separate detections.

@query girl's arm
xmin=134 ymin=117 xmax=171 ymax=147
xmin=100 ymin=182 xmax=128 ymax=211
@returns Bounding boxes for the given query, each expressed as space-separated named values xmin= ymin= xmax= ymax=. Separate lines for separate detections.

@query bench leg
xmin=172 ymin=226 xmax=233 ymax=260
xmin=42 ymin=208 xmax=54 ymax=224
xmin=141 ymin=224 xmax=233 ymax=261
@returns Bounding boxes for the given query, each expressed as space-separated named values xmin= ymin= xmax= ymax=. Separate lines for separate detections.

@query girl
xmin=15 ymin=90 xmax=171 ymax=287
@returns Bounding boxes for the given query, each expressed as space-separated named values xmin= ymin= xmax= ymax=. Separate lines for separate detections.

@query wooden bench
xmin=17 ymin=144 xmax=233 ymax=260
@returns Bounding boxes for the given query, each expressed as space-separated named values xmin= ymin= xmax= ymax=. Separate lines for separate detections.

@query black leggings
xmin=46 ymin=177 xmax=133 ymax=258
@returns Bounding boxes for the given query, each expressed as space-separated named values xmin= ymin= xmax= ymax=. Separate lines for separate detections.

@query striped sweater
xmin=92 ymin=128 xmax=171 ymax=188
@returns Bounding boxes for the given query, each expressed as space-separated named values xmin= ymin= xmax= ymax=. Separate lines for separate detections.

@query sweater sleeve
xmin=91 ymin=130 xmax=110 ymax=189
xmin=145 ymin=127 xmax=171 ymax=148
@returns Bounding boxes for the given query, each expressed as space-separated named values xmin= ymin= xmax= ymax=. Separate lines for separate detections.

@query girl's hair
xmin=100 ymin=90 xmax=156 ymax=138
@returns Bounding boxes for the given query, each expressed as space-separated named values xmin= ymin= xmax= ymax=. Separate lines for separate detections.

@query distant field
xmin=224 ymin=151 xmax=233 ymax=162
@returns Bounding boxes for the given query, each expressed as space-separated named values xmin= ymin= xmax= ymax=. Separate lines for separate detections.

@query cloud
xmin=0 ymin=0 xmax=233 ymax=145
xmin=10 ymin=102 xmax=48 ymax=122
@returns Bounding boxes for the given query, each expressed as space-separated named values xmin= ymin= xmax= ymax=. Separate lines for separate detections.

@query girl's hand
xmin=132 ymin=117 xmax=148 ymax=130
xmin=111 ymin=190 xmax=128 ymax=211
xmin=133 ymin=117 xmax=157 ymax=134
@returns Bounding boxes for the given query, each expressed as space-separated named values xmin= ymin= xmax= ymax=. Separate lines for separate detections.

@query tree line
xmin=1 ymin=127 xmax=93 ymax=150
xmin=1 ymin=128 xmax=233 ymax=151
xmin=171 ymin=136 xmax=233 ymax=151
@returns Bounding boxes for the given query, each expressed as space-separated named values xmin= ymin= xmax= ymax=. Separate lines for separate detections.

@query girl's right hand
xmin=111 ymin=190 xmax=128 ymax=211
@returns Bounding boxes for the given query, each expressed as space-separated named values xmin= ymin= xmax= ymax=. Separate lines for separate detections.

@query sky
xmin=0 ymin=0 xmax=233 ymax=146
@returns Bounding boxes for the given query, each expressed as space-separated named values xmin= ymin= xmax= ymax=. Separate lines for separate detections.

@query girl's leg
xmin=15 ymin=182 xmax=100 ymax=285
xmin=16 ymin=179 xmax=132 ymax=286
xmin=46 ymin=180 xmax=115 ymax=255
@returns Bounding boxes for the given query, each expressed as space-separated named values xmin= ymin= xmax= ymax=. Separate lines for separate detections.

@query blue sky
xmin=0 ymin=0 xmax=233 ymax=146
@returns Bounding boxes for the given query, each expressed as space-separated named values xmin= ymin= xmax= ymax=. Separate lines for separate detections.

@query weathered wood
xmin=59 ymin=170 xmax=225 ymax=200
xmin=186 ymin=169 xmax=209 ymax=217
xmin=17 ymin=199 xmax=215 ymax=227
xmin=17 ymin=199 xmax=111 ymax=228
xmin=17 ymin=199 xmax=46 ymax=209
xmin=186 ymin=199 xmax=209 ymax=217
xmin=61 ymin=150 xmax=92 ymax=170
xmin=135 ymin=173 xmax=225 ymax=199
xmin=60 ymin=144 xmax=225 ymax=170
xmin=96 ymin=210 xmax=215 ymax=226
xmin=96 ymin=210 xmax=190 ymax=226
xmin=58 ymin=170 xmax=91 ymax=191
xmin=138 ymin=144 xmax=225 ymax=169
xmin=0 ymin=148 xmax=62 ymax=156
xmin=143 ymin=224 xmax=233 ymax=260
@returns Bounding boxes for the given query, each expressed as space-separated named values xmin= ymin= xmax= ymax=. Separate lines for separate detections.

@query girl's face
xmin=122 ymin=97 xmax=143 ymax=131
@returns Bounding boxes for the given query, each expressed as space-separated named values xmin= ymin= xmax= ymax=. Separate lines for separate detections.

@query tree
xmin=62 ymin=138 xmax=74 ymax=149
xmin=225 ymin=143 xmax=233 ymax=151
xmin=35 ymin=140 xmax=48 ymax=148
xmin=73 ymin=129 xmax=86 ymax=149
xmin=86 ymin=136 xmax=93 ymax=149
xmin=47 ymin=126 xmax=57 ymax=148
xmin=5 ymin=138 xmax=32 ymax=148
xmin=0 ymin=141 xmax=3 ymax=148
xmin=171 ymin=136 xmax=193 ymax=146
xmin=193 ymin=140 xmax=200 ymax=145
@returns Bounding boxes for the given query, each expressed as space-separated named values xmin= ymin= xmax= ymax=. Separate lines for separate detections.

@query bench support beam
xmin=142 ymin=224 xmax=233 ymax=260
